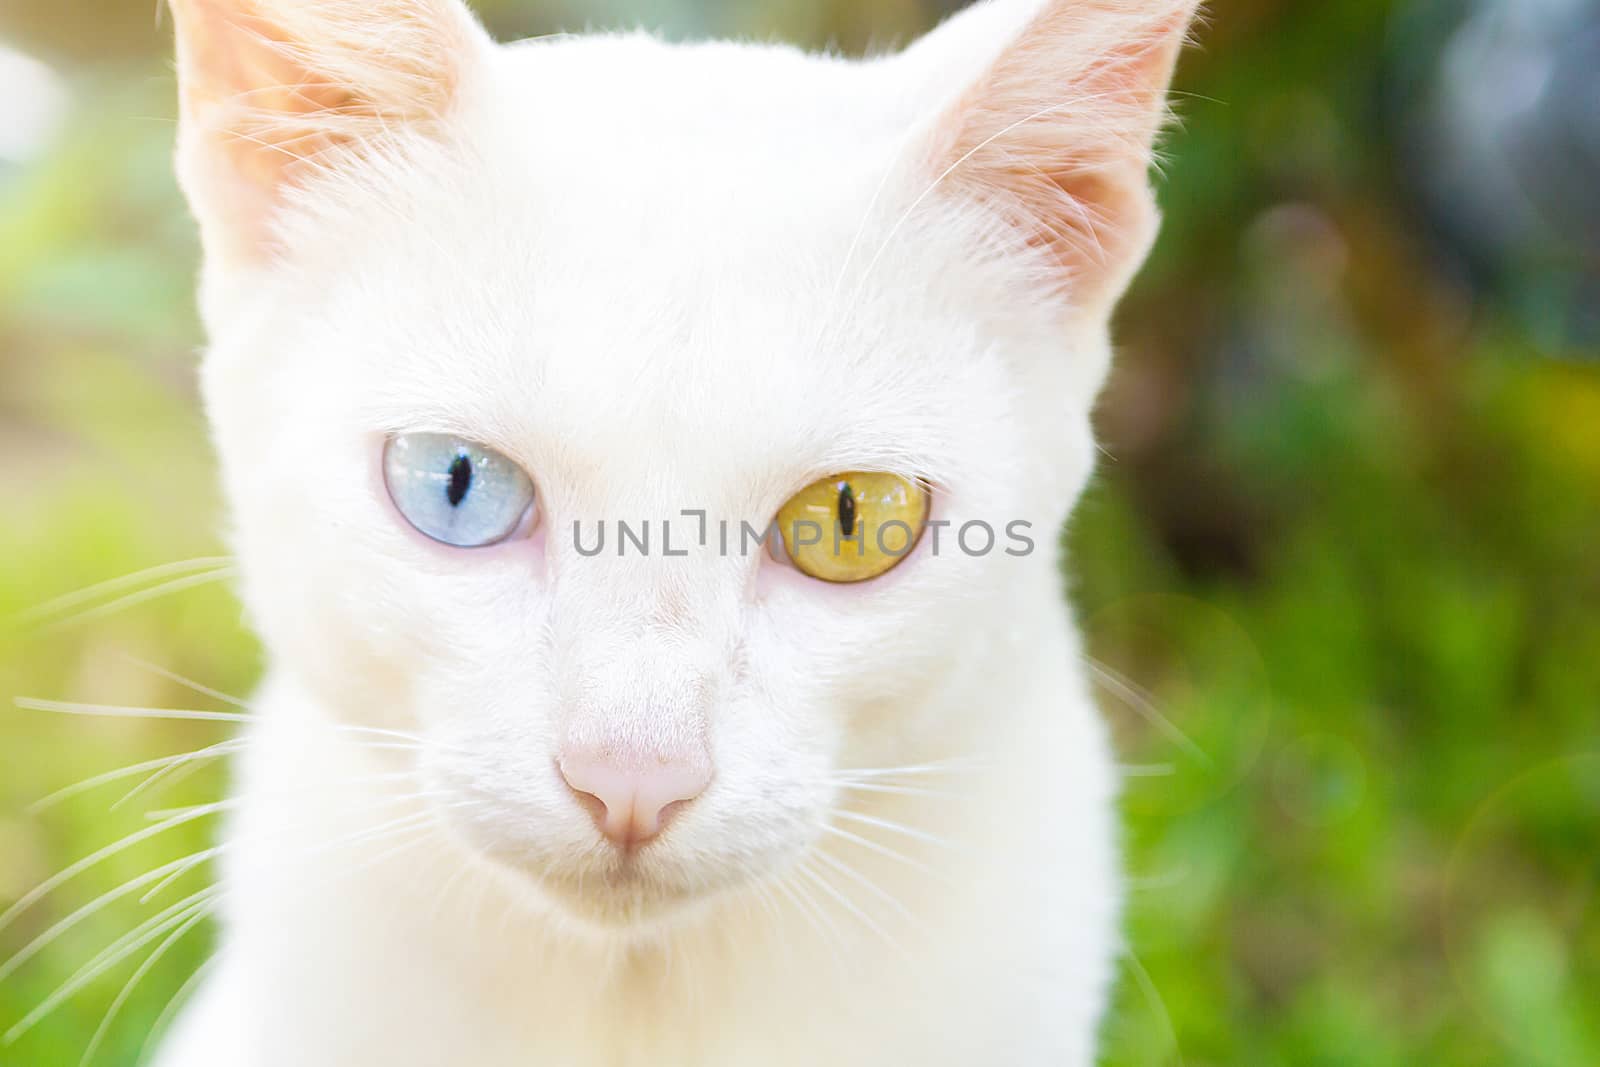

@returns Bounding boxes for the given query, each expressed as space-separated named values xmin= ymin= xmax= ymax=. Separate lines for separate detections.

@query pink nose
xmin=558 ymin=750 xmax=712 ymax=849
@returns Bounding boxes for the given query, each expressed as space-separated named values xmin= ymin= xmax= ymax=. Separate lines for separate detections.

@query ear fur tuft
xmin=929 ymin=0 xmax=1202 ymax=304
xmin=169 ymin=0 xmax=485 ymax=263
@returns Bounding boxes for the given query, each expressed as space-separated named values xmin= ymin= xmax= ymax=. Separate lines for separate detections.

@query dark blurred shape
xmin=1392 ymin=0 xmax=1600 ymax=349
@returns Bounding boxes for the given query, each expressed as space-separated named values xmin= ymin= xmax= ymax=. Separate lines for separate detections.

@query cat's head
xmin=169 ymin=0 xmax=1195 ymax=933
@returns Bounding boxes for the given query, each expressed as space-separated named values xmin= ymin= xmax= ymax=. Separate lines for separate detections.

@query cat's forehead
xmin=458 ymin=37 xmax=919 ymax=281
xmin=490 ymin=35 xmax=916 ymax=181
xmin=341 ymin=215 xmax=987 ymax=511
xmin=289 ymin=35 xmax=1012 ymax=507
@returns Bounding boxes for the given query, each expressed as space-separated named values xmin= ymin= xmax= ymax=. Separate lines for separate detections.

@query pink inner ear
xmin=170 ymin=0 xmax=473 ymax=262
xmin=182 ymin=8 xmax=357 ymax=197
xmin=931 ymin=0 xmax=1198 ymax=298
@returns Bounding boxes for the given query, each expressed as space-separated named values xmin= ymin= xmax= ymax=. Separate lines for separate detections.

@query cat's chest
xmin=222 ymin=848 xmax=1100 ymax=1067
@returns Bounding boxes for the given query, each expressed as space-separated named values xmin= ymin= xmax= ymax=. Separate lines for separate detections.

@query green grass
xmin=1080 ymin=353 xmax=1600 ymax=1066
xmin=2 ymin=1 xmax=1598 ymax=1063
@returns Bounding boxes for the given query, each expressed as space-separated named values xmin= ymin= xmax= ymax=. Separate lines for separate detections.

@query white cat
xmin=153 ymin=0 xmax=1198 ymax=1063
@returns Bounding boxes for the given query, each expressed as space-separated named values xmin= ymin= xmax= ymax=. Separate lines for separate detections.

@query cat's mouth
xmin=542 ymin=862 xmax=708 ymax=918
xmin=435 ymin=795 xmax=750 ymax=931
xmin=499 ymin=849 xmax=740 ymax=933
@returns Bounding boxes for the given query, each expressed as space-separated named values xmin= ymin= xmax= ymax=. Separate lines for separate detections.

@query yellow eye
xmin=774 ymin=472 xmax=930 ymax=583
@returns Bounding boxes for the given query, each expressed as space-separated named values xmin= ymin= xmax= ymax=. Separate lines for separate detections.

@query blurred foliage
xmin=1 ymin=0 xmax=1596 ymax=1065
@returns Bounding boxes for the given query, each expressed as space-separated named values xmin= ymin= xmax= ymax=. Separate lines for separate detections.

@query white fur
xmin=156 ymin=1 xmax=1194 ymax=1063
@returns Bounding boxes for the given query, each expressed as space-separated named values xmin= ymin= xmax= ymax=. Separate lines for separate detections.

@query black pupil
xmin=837 ymin=482 xmax=857 ymax=537
xmin=447 ymin=454 xmax=474 ymax=508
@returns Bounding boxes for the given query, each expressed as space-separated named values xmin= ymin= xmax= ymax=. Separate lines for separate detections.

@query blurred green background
xmin=2 ymin=0 xmax=1597 ymax=1064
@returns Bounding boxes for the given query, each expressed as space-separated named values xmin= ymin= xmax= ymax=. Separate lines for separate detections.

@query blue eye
xmin=383 ymin=433 xmax=536 ymax=547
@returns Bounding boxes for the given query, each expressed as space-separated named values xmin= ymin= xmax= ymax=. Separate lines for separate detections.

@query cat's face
xmin=173 ymin=0 xmax=1194 ymax=932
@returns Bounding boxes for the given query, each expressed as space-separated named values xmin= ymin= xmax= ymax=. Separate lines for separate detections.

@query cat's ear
xmin=920 ymin=0 xmax=1200 ymax=306
xmin=168 ymin=0 xmax=488 ymax=265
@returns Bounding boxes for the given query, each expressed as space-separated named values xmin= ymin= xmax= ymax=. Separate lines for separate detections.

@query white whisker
xmin=827 ymin=781 xmax=951 ymax=799
xmin=6 ymin=888 xmax=221 ymax=1043
xmin=15 ymin=557 xmax=233 ymax=627
xmin=831 ymin=758 xmax=981 ymax=781
xmin=768 ymin=875 xmax=841 ymax=966
xmin=1085 ymin=658 xmax=1211 ymax=768
xmin=829 ymin=809 xmax=956 ymax=850
xmin=77 ymin=902 xmax=210 ymax=1067
xmin=795 ymin=861 xmax=907 ymax=961
xmin=4 ymin=804 xmax=448 ymax=1041
xmin=14 ymin=698 xmax=252 ymax=724
xmin=139 ymin=778 xmax=434 ymax=823
xmin=27 ymin=740 xmax=245 ymax=815
xmin=141 ymin=953 xmax=217 ymax=1062
xmin=13 ymin=696 xmax=454 ymax=754
xmin=38 ymin=567 xmax=236 ymax=633
xmin=1119 ymin=762 xmax=1177 ymax=778
xmin=111 ymin=745 xmax=241 ymax=813
xmin=809 ymin=847 xmax=921 ymax=928
xmin=117 ymin=653 xmax=251 ymax=708
xmin=816 ymin=823 xmax=940 ymax=879
xmin=1126 ymin=867 xmax=1190 ymax=892
xmin=0 ymin=801 xmax=235 ymax=942
xmin=1125 ymin=947 xmax=1186 ymax=1066
xmin=0 ymin=847 xmax=225 ymax=984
